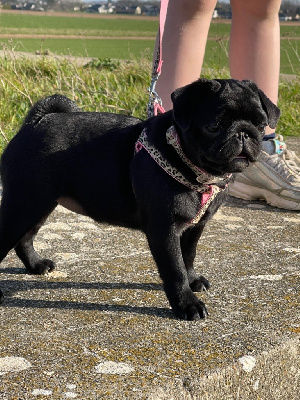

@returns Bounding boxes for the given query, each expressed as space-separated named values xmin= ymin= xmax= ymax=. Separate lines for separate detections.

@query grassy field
xmin=0 ymin=12 xmax=299 ymax=151
xmin=2 ymin=37 xmax=299 ymax=75
xmin=0 ymin=12 xmax=299 ymax=73
xmin=0 ymin=13 xmax=158 ymax=37
xmin=4 ymin=38 xmax=155 ymax=60
xmin=0 ymin=12 xmax=299 ymax=37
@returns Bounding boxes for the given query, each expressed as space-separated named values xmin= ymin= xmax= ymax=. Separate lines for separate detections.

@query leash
xmin=147 ymin=0 xmax=169 ymax=118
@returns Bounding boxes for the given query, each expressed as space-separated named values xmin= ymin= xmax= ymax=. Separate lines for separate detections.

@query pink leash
xmin=147 ymin=0 xmax=169 ymax=118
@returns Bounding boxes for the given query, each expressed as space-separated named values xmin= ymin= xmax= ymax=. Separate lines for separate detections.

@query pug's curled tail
xmin=24 ymin=94 xmax=81 ymax=127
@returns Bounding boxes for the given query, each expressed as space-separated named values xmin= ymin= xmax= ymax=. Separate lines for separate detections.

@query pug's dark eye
xmin=206 ymin=125 xmax=219 ymax=133
xmin=257 ymin=124 xmax=266 ymax=133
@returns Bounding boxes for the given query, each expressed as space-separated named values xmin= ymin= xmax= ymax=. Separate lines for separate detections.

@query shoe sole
xmin=229 ymin=182 xmax=300 ymax=211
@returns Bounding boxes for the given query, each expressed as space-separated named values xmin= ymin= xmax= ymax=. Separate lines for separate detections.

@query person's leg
xmin=155 ymin=0 xmax=218 ymax=111
xmin=153 ymin=0 xmax=300 ymax=210
xmin=228 ymin=0 xmax=300 ymax=210
xmin=229 ymin=0 xmax=281 ymax=132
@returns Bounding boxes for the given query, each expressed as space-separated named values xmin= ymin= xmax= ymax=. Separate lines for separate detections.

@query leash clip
xmin=147 ymin=73 xmax=165 ymax=117
xmin=148 ymin=74 xmax=162 ymax=104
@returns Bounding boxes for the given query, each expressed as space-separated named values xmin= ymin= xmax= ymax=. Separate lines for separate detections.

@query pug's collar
xmin=166 ymin=126 xmax=232 ymax=185
xmin=135 ymin=127 xmax=231 ymax=193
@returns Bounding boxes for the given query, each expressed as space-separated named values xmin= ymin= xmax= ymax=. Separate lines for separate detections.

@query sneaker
xmin=229 ymin=135 xmax=300 ymax=210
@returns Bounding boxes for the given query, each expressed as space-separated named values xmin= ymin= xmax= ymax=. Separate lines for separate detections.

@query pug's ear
xmin=258 ymin=89 xmax=281 ymax=129
xmin=171 ymin=79 xmax=222 ymax=132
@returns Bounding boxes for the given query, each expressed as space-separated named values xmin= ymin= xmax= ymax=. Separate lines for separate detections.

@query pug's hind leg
xmin=180 ymin=226 xmax=210 ymax=292
xmin=15 ymin=206 xmax=57 ymax=275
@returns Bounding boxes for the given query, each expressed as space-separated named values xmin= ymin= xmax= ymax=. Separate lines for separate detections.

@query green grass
xmin=0 ymin=55 xmax=151 ymax=152
xmin=2 ymin=38 xmax=155 ymax=60
xmin=0 ymin=51 xmax=298 ymax=154
xmin=2 ymin=36 xmax=299 ymax=75
xmin=0 ymin=13 xmax=158 ymax=36
xmin=209 ymin=21 xmax=300 ymax=38
xmin=1 ymin=12 xmax=299 ymax=38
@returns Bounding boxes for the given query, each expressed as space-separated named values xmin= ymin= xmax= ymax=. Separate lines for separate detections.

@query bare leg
xmin=229 ymin=0 xmax=281 ymax=133
xmin=155 ymin=0 xmax=218 ymax=111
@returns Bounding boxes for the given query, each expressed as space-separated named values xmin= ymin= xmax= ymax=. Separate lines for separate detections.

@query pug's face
xmin=171 ymin=79 xmax=280 ymax=175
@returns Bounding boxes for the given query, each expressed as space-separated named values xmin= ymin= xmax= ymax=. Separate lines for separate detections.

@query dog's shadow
xmin=0 ymin=268 xmax=173 ymax=319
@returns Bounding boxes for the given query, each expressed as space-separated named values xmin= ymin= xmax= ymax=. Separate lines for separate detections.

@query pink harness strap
xmin=135 ymin=128 xmax=224 ymax=225
xmin=190 ymin=186 xmax=220 ymax=225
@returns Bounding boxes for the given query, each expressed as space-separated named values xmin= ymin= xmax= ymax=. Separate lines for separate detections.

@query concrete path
xmin=0 ymin=138 xmax=299 ymax=399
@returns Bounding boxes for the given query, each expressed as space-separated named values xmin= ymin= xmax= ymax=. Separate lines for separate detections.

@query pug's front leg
xmin=146 ymin=226 xmax=208 ymax=320
xmin=180 ymin=226 xmax=211 ymax=293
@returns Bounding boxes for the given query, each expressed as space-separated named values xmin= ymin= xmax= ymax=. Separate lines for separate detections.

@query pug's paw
xmin=27 ymin=258 xmax=56 ymax=275
xmin=173 ymin=291 xmax=209 ymax=321
xmin=190 ymin=275 xmax=210 ymax=292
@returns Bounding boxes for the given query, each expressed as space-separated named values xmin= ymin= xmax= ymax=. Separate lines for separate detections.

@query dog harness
xmin=135 ymin=126 xmax=232 ymax=225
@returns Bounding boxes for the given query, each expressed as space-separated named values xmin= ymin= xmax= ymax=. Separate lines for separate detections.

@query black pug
xmin=0 ymin=79 xmax=280 ymax=320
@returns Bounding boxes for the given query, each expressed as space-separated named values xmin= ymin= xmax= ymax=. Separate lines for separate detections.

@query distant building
xmin=9 ymin=1 xmax=47 ymax=11
xmin=212 ymin=9 xmax=219 ymax=19
xmin=279 ymin=11 xmax=293 ymax=21
xmin=86 ymin=3 xmax=115 ymax=14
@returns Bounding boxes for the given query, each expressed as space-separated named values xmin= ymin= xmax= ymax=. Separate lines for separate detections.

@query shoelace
xmin=265 ymin=135 xmax=300 ymax=184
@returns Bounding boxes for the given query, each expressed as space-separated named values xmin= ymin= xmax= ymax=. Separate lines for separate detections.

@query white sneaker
xmin=229 ymin=135 xmax=300 ymax=210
